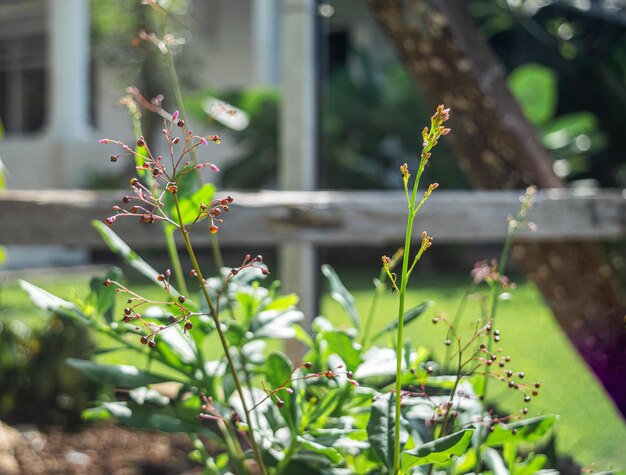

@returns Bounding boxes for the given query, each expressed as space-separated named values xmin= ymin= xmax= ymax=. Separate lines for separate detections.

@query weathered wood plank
xmin=0 ymin=189 xmax=624 ymax=247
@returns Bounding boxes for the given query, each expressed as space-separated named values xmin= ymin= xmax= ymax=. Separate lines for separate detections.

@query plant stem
xmin=361 ymin=268 xmax=386 ymax=347
xmin=393 ymin=164 xmax=425 ymax=474
xmin=163 ymin=224 xmax=189 ymax=296
xmin=173 ymin=197 xmax=267 ymax=475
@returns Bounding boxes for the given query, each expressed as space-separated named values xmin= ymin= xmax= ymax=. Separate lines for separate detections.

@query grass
xmin=1 ymin=267 xmax=625 ymax=470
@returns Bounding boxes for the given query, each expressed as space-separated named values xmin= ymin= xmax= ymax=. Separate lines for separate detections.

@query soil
xmin=0 ymin=421 xmax=201 ymax=475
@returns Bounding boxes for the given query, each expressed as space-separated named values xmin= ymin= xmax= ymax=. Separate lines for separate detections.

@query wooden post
xmin=279 ymin=0 xmax=319 ymax=345
xmin=47 ymin=0 xmax=92 ymax=140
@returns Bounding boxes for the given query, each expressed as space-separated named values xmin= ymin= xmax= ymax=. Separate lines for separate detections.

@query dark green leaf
xmin=322 ymin=264 xmax=360 ymax=330
xmin=66 ymin=358 xmax=173 ymax=388
xmin=367 ymin=392 xmax=408 ymax=470
xmin=486 ymin=415 xmax=557 ymax=446
xmin=404 ymin=428 xmax=474 ymax=466
xmin=372 ymin=301 xmax=431 ymax=341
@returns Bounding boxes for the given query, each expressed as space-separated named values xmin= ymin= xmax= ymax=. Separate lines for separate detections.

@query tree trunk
xmin=368 ymin=0 xmax=626 ymax=415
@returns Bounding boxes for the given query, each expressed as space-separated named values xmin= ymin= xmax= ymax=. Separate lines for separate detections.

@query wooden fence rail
xmin=1 ymin=189 xmax=625 ymax=248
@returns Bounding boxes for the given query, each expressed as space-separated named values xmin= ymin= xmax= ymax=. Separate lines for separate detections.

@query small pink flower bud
xmin=199 ymin=137 xmax=208 ymax=145
xmin=98 ymin=139 xmax=110 ymax=144
xmin=285 ymin=388 xmax=294 ymax=394
xmin=209 ymin=164 xmax=220 ymax=172
xmin=172 ymin=110 xmax=179 ymax=121
xmin=105 ymin=216 xmax=116 ymax=225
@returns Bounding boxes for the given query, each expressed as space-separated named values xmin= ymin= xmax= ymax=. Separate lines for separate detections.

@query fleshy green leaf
xmin=513 ymin=453 xmax=548 ymax=475
xmin=89 ymin=267 xmax=123 ymax=322
xmin=20 ymin=280 xmax=90 ymax=324
xmin=483 ymin=447 xmax=509 ymax=475
xmin=372 ymin=301 xmax=431 ymax=341
xmin=266 ymin=352 xmax=298 ymax=431
xmin=404 ymin=428 xmax=474 ymax=466
xmin=66 ymin=358 xmax=173 ymax=387
xmin=92 ymin=220 xmax=181 ymax=297
xmin=297 ymin=436 xmax=343 ymax=464
xmin=322 ymin=264 xmax=360 ymax=330
xmin=486 ymin=415 xmax=557 ymax=446
xmin=176 ymin=183 xmax=216 ymax=226
xmin=367 ymin=392 xmax=408 ymax=470
xmin=321 ymin=330 xmax=363 ymax=371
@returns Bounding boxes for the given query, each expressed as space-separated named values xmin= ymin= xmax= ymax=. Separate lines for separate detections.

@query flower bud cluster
xmin=104 ymin=270 xmax=200 ymax=348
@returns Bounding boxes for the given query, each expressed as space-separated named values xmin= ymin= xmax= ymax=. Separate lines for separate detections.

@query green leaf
xmin=265 ymin=293 xmax=299 ymax=311
xmin=321 ymin=330 xmax=362 ymax=371
xmin=92 ymin=220 xmax=181 ymax=297
xmin=89 ymin=267 xmax=123 ymax=322
xmin=372 ymin=301 xmax=431 ymax=341
xmin=322 ymin=264 xmax=360 ymax=330
xmin=0 ymin=246 xmax=6 ymax=265
xmin=513 ymin=454 xmax=547 ymax=475
xmin=134 ymin=145 xmax=149 ymax=176
xmin=404 ymin=428 xmax=474 ymax=466
xmin=486 ymin=415 xmax=557 ymax=446
xmin=84 ymin=401 xmax=209 ymax=436
xmin=176 ymin=183 xmax=216 ymax=226
xmin=20 ymin=280 xmax=90 ymax=324
xmin=66 ymin=358 xmax=173 ymax=387
xmin=296 ymin=436 xmax=343 ymax=464
xmin=367 ymin=392 xmax=408 ymax=471
xmin=266 ymin=352 xmax=298 ymax=431
xmin=509 ymin=63 xmax=557 ymax=125
xmin=250 ymin=309 xmax=304 ymax=339
xmin=157 ymin=325 xmax=197 ymax=365
xmin=483 ymin=447 xmax=510 ymax=475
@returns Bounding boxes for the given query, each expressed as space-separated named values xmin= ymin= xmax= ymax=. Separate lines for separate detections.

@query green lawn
xmin=1 ymin=268 xmax=625 ymax=470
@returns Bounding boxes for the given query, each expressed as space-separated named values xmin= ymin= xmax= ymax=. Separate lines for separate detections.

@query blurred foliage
xmin=320 ymin=57 xmax=466 ymax=189
xmin=186 ymin=88 xmax=281 ymax=189
xmin=470 ymin=0 xmax=626 ymax=186
xmin=0 ymin=305 xmax=101 ymax=427
xmin=508 ymin=63 xmax=607 ymax=181
xmin=187 ymin=60 xmax=468 ymax=190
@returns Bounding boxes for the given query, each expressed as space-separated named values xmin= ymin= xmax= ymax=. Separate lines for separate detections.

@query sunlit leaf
xmin=92 ymin=220 xmax=181 ymax=297
xmin=404 ymin=428 xmax=474 ymax=466
xmin=486 ymin=415 xmax=557 ymax=446
xmin=322 ymin=264 xmax=361 ymax=330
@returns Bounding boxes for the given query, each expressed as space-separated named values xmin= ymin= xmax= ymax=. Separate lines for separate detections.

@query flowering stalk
xmin=480 ymin=185 xmax=537 ymax=399
xmin=100 ymin=112 xmax=268 ymax=475
xmin=389 ymin=105 xmax=450 ymax=474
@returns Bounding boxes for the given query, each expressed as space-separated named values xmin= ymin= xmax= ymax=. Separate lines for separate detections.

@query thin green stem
xmin=481 ymin=227 xmax=515 ymax=398
xmin=393 ymin=165 xmax=425 ymax=474
xmin=361 ymin=268 xmax=386 ymax=347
